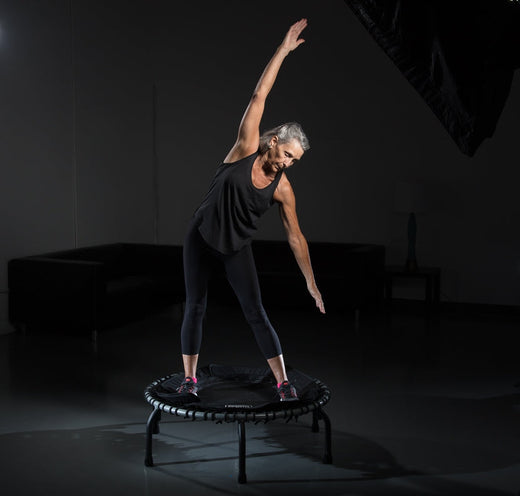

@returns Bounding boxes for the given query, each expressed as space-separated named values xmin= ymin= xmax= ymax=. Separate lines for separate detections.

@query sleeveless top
xmin=194 ymin=152 xmax=283 ymax=254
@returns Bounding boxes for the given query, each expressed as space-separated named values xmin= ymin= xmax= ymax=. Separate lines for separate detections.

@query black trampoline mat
xmin=151 ymin=364 xmax=326 ymax=412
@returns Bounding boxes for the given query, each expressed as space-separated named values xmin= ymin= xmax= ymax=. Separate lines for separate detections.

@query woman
xmin=178 ymin=18 xmax=325 ymax=401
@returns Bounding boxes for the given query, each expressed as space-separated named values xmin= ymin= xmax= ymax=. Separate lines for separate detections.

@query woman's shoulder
xmin=222 ymin=149 xmax=258 ymax=165
xmin=222 ymin=140 xmax=260 ymax=164
xmin=273 ymin=172 xmax=294 ymax=203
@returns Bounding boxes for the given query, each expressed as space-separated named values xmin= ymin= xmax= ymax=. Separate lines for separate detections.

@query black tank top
xmin=194 ymin=152 xmax=283 ymax=254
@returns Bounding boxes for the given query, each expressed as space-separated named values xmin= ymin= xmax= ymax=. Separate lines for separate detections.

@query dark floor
xmin=1 ymin=301 xmax=519 ymax=496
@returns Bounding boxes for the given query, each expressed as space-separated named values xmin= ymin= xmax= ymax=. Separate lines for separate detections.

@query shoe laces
xmin=177 ymin=377 xmax=197 ymax=394
xmin=277 ymin=380 xmax=297 ymax=400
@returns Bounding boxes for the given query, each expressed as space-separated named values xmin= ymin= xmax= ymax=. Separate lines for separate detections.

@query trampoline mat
xmin=151 ymin=364 xmax=326 ymax=412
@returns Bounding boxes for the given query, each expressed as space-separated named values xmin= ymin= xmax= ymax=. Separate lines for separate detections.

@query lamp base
xmin=405 ymin=258 xmax=418 ymax=272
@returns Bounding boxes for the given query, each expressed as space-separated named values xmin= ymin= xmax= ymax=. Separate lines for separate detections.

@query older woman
xmin=178 ymin=18 xmax=325 ymax=401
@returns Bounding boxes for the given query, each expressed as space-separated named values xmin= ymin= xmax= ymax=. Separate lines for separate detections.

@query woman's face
xmin=266 ymin=137 xmax=304 ymax=172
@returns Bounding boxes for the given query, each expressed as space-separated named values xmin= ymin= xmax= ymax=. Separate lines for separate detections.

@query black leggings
xmin=180 ymin=218 xmax=283 ymax=359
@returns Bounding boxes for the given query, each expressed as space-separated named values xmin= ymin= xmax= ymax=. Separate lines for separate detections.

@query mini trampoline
xmin=144 ymin=364 xmax=332 ymax=483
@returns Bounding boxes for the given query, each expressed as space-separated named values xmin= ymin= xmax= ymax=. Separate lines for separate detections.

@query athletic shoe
xmin=176 ymin=376 xmax=199 ymax=395
xmin=277 ymin=380 xmax=298 ymax=401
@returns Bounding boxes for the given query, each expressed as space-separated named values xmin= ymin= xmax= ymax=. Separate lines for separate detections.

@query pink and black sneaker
xmin=176 ymin=376 xmax=199 ymax=396
xmin=277 ymin=380 xmax=298 ymax=401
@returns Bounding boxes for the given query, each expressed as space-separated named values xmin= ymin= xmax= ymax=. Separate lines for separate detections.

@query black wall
xmin=1 ymin=0 xmax=519 ymax=332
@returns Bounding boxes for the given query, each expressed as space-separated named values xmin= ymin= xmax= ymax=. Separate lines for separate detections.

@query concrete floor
xmin=1 ymin=302 xmax=519 ymax=496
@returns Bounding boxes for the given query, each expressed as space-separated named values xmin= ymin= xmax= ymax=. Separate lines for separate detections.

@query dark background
xmin=1 ymin=0 xmax=520 ymax=334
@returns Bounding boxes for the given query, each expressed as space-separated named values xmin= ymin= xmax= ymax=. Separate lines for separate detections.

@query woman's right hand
xmin=308 ymin=283 xmax=325 ymax=314
xmin=280 ymin=18 xmax=308 ymax=52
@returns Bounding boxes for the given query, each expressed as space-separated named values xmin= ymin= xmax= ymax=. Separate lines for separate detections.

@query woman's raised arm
xmin=223 ymin=19 xmax=307 ymax=163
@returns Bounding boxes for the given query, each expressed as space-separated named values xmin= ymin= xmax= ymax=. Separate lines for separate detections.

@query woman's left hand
xmin=308 ymin=283 xmax=325 ymax=314
xmin=280 ymin=18 xmax=308 ymax=52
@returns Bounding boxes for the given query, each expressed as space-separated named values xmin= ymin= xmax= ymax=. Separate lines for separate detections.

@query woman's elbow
xmin=251 ymin=90 xmax=268 ymax=103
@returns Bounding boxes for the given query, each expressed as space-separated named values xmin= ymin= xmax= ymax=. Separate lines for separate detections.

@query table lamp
xmin=394 ymin=181 xmax=426 ymax=272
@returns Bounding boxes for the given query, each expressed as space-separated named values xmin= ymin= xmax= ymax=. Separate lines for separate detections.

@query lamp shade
xmin=393 ymin=181 xmax=426 ymax=213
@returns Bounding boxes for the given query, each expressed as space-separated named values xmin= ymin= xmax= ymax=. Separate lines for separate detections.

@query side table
xmin=384 ymin=266 xmax=441 ymax=322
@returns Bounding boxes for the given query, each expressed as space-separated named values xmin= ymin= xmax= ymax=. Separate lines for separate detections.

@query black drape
xmin=345 ymin=0 xmax=520 ymax=156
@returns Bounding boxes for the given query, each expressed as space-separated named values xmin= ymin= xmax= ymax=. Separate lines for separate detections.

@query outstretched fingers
xmin=309 ymin=285 xmax=325 ymax=314
xmin=292 ymin=18 xmax=307 ymax=40
xmin=292 ymin=18 xmax=308 ymax=32
xmin=282 ymin=18 xmax=308 ymax=51
xmin=316 ymin=296 xmax=325 ymax=314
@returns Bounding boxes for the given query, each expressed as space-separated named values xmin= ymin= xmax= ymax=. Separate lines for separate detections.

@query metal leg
xmin=312 ymin=409 xmax=320 ymax=433
xmin=318 ymin=408 xmax=333 ymax=464
xmin=145 ymin=407 xmax=161 ymax=467
xmin=152 ymin=410 xmax=162 ymax=434
xmin=237 ymin=420 xmax=247 ymax=484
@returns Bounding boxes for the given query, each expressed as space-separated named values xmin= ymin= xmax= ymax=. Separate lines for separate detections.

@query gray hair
xmin=258 ymin=122 xmax=310 ymax=154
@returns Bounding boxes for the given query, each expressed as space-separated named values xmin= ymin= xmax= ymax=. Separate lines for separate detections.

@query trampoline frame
xmin=143 ymin=372 xmax=332 ymax=483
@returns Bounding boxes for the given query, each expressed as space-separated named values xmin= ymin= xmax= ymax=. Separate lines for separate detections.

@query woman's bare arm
xmin=223 ymin=19 xmax=307 ymax=163
xmin=274 ymin=175 xmax=325 ymax=314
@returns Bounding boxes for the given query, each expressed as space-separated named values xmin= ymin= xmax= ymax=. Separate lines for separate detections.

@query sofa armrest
xmin=8 ymin=257 xmax=105 ymax=330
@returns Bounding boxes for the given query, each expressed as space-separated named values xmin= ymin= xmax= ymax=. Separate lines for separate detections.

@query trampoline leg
xmin=237 ymin=420 xmax=247 ymax=484
xmin=319 ymin=408 xmax=333 ymax=464
xmin=312 ymin=410 xmax=320 ymax=433
xmin=145 ymin=407 xmax=161 ymax=467
xmin=152 ymin=410 xmax=162 ymax=435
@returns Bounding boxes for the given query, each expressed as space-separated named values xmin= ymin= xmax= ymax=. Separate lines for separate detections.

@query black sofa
xmin=8 ymin=243 xmax=185 ymax=340
xmin=210 ymin=240 xmax=385 ymax=315
xmin=8 ymin=240 xmax=385 ymax=340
